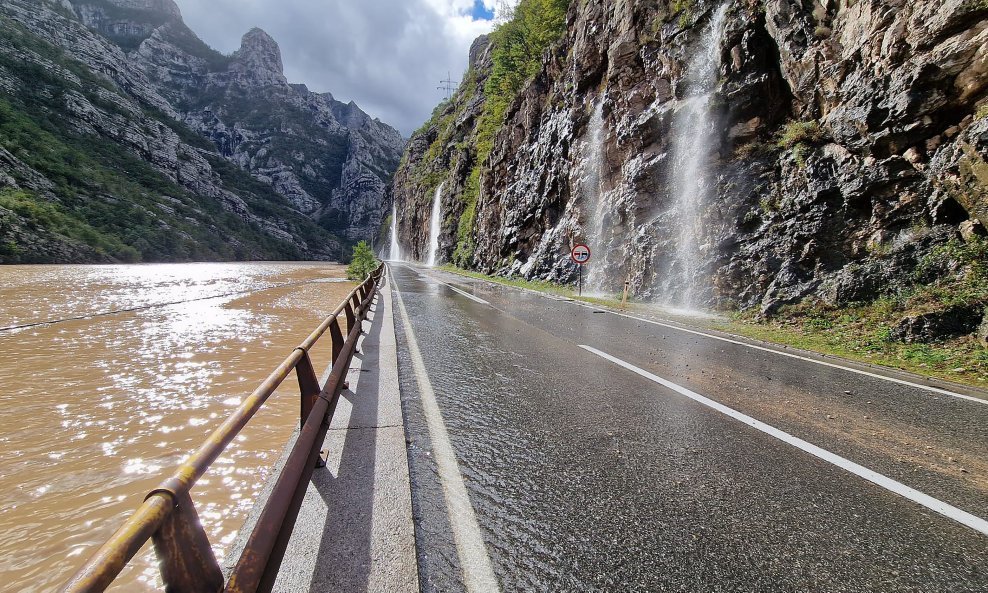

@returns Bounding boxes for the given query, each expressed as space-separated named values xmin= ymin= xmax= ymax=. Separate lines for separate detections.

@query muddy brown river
xmin=0 ymin=263 xmax=356 ymax=592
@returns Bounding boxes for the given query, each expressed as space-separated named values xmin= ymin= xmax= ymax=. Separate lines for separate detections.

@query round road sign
xmin=571 ymin=244 xmax=591 ymax=265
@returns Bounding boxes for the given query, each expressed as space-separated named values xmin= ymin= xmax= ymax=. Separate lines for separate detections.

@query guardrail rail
xmin=61 ymin=263 xmax=386 ymax=593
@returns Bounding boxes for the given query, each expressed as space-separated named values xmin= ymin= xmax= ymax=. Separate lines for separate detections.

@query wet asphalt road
xmin=389 ymin=263 xmax=988 ymax=592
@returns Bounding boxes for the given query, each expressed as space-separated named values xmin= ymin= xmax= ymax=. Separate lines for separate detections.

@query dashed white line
xmin=445 ymin=284 xmax=491 ymax=306
xmin=405 ymin=264 xmax=492 ymax=306
xmin=580 ymin=344 xmax=988 ymax=537
xmin=392 ymin=269 xmax=501 ymax=592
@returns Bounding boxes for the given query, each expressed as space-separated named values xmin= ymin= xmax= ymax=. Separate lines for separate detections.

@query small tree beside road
xmin=347 ymin=240 xmax=378 ymax=280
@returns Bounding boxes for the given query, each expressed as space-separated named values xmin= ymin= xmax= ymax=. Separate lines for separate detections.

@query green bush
xmin=777 ymin=120 xmax=824 ymax=149
xmin=347 ymin=241 xmax=379 ymax=280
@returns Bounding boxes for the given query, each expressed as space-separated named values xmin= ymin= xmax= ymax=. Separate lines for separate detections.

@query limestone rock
xmin=392 ymin=0 xmax=988 ymax=331
xmin=0 ymin=0 xmax=405 ymax=263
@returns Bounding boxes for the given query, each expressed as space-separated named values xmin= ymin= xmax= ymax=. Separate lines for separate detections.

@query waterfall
xmin=426 ymin=182 xmax=445 ymax=267
xmin=576 ymin=101 xmax=608 ymax=289
xmin=388 ymin=202 xmax=402 ymax=261
xmin=585 ymin=102 xmax=606 ymax=284
xmin=665 ymin=4 xmax=729 ymax=309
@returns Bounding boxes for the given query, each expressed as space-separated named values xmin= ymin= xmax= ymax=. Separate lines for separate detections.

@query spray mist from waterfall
xmin=664 ymin=4 xmax=729 ymax=309
xmin=426 ymin=182 xmax=444 ymax=267
xmin=388 ymin=202 xmax=402 ymax=261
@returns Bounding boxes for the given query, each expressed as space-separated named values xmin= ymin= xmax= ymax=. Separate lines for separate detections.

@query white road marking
xmin=392 ymin=270 xmax=502 ymax=592
xmin=408 ymin=265 xmax=492 ymax=306
xmin=445 ymin=284 xmax=491 ymax=306
xmin=580 ymin=344 xmax=988 ymax=537
xmin=587 ymin=306 xmax=988 ymax=406
xmin=440 ymin=267 xmax=986 ymax=405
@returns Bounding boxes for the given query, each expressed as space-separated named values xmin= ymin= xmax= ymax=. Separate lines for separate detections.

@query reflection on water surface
xmin=0 ymin=263 xmax=354 ymax=592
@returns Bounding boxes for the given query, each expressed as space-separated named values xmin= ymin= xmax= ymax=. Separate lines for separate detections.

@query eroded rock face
xmin=0 ymin=0 xmax=404 ymax=263
xmin=393 ymin=0 xmax=988 ymax=315
xmin=135 ymin=20 xmax=406 ymax=243
xmin=229 ymin=28 xmax=288 ymax=88
xmin=890 ymin=305 xmax=983 ymax=344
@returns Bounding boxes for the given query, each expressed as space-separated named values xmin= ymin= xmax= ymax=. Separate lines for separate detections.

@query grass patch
xmin=777 ymin=120 xmax=824 ymax=149
xmin=722 ymin=238 xmax=988 ymax=387
xmin=717 ymin=314 xmax=988 ymax=388
xmin=777 ymin=120 xmax=824 ymax=169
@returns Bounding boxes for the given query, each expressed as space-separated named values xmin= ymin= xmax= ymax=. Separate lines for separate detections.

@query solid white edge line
xmin=579 ymin=344 xmax=988 ymax=538
xmin=441 ymin=268 xmax=985 ymax=405
xmin=557 ymin=297 xmax=985 ymax=406
xmin=391 ymin=268 xmax=502 ymax=592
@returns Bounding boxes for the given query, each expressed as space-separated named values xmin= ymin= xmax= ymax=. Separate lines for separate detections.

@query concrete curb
xmin=224 ymin=279 xmax=418 ymax=592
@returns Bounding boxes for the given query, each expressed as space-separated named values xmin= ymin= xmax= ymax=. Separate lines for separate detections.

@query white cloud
xmin=172 ymin=0 xmax=519 ymax=136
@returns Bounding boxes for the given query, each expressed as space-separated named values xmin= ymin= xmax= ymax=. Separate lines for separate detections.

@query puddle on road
xmin=0 ymin=263 xmax=355 ymax=592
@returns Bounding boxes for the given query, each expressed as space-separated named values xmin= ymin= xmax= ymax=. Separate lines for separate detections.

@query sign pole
xmin=570 ymin=243 xmax=591 ymax=298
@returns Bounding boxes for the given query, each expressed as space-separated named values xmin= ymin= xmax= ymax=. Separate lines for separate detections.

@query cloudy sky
xmin=173 ymin=0 xmax=516 ymax=136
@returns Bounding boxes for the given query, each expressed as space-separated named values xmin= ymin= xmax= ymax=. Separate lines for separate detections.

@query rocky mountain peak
xmin=231 ymin=27 xmax=287 ymax=86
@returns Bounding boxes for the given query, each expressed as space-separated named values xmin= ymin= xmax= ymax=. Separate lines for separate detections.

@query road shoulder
xmin=224 ymin=277 xmax=419 ymax=592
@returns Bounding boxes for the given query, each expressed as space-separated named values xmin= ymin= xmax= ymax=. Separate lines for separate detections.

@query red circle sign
xmin=571 ymin=244 xmax=591 ymax=265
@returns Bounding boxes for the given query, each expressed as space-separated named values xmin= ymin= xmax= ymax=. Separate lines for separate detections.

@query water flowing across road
xmin=0 ymin=262 xmax=355 ymax=592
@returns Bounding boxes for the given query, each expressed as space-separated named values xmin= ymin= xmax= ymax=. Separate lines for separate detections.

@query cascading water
xmin=583 ymin=102 xmax=607 ymax=287
xmin=664 ymin=4 xmax=729 ymax=309
xmin=426 ymin=182 xmax=444 ymax=267
xmin=387 ymin=202 xmax=402 ymax=261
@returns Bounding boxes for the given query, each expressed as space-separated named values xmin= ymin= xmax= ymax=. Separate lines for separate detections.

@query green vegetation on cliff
xmin=0 ymin=16 xmax=335 ymax=263
xmin=731 ymin=237 xmax=988 ymax=386
xmin=399 ymin=0 xmax=572 ymax=266
xmin=480 ymin=0 xmax=571 ymax=159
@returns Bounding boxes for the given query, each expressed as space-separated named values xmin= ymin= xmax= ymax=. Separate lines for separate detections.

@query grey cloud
xmin=173 ymin=0 xmax=490 ymax=136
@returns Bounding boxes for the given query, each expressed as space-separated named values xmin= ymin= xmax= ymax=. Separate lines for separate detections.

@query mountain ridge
xmin=0 ymin=0 xmax=404 ymax=263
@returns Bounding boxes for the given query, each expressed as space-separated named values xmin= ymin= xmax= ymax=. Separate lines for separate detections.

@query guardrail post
xmin=344 ymin=302 xmax=356 ymax=336
xmin=328 ymin=318 xmax=345 ymax=366
xmin=151 ymin=491 xmax=223 ymax=593
xmin=295 ymin=350 xmax=320 ymax=428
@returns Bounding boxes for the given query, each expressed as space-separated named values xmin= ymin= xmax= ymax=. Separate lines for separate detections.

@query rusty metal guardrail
xmin=61 ymin=263 xmax=386 ymax=593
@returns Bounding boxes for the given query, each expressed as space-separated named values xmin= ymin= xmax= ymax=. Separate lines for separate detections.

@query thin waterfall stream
xmin=388 ymin=202 xmax=402 ymax=261
xmin=583 ymin=101 xmax=607 ymax=289
xmin=664 ymin=4 xmax=729 ymax=309
xmin=426 ymin=182 xmax=445 ymax=267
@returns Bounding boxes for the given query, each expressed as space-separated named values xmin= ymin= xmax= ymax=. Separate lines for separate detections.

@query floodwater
xmin=0 ymin=262 xmax=356 ymax=592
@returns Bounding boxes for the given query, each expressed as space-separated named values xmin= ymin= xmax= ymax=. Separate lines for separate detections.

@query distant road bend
xmin=388 ymin=262 xmax=988 ymax=592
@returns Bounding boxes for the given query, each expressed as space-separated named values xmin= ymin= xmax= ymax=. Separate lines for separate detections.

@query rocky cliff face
xmin=125 ymin=6 xmax=406 ymax=244
xmin=393 ymin=0 xmax=988 ymax=320
xmin=391 ymin=34 xmax=492 ymax=263
xmin=0 ymin=0 xmax=403 ymax=263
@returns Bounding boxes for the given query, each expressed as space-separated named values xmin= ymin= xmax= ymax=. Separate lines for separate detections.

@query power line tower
xmin=437 ymin=71 xmax=457 ymax=101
